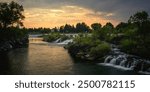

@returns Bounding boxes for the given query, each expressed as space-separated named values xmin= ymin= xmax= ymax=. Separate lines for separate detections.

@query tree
xmin=91 ymin=23 xmax=102 ymax=31
xmin=116 ymin=22 xmax=128 ymax=30
xmin=59 ymin=25 xmax=65 ymax=33
xmin=128 ymin=11 xmax=149 ymax=24
xmin=128 ymin=11 xmax=150 ymax=37
xmin=76 ymin=22 xmax=91 ymax=33
xmin=103 ymin=22 xmax=114 ymax=30
xmin=0 ymin=1 xmax=25 ymax=29
xmin=120 ymin=11 xmax=150 ymax=58
xmin=64 ymin=24 xmax=75 ymax=33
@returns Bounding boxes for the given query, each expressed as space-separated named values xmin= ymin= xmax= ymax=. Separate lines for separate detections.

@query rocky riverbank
xmin=0 ymin=36 xmax=29 ymax=53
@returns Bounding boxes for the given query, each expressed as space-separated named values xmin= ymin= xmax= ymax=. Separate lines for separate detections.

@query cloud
xmin=24 ymin=5 xmax=117 ymax=28
xmin=1 ymin=0 xmax=150 ymax=28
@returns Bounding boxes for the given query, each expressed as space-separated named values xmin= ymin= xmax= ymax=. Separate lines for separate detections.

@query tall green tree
xmin=128 ymin=11 xmax=149 ymax=24
xmin=0 ymin=1 xmax=25 ymax=29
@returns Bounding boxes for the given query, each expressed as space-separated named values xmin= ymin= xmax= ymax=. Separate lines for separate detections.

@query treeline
xmin=27 ymin=22 xmax=115 ymax=34
xmin=27 ymin=22 xmax=91 ymax=34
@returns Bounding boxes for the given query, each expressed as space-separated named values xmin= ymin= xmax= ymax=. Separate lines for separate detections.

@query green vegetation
xmin=0 ymin=1 xmax=25 ymax=29
xmin=118 ymin=11 xmax=150 ymax=58
xmin=1 ymin=1 xmax=149 ymax=60
xmin=27 ymin=22 xmax=92 ymax=34
xmin=65 ymin=11 xmax=150 ymax=61
xmin=0 ymin=28 xmax=28 ymax=41
xmin=65 ymin=34 xmax=111 ymax=61
xmin=0 ymin=1 xmax=28 ymax=52
xmin=89 ymin=43 xmax=110 ymax=60
xmin=43 ymin=32 xmax=70 ymax=42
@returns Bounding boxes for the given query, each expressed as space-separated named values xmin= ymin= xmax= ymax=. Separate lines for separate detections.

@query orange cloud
xmin=23 ymin=5 xmax=119 ymax=28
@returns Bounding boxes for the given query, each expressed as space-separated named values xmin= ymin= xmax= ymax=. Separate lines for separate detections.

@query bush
xmin=89 ymin=43 xmax=111 ymax=59
xmin=120 ymin=39 xmax=137 ymax=53
xmin=66 ymin=35 xmax=111 ymax=61
xmin=43 ymin=33 xmax=61 ymax=42
xmin=0 ymin=28 xmax=28 ymax=41
xmin=43 ymin=33 xmax=71 ymax=42
xmin=60 ymin=35 xmax=69 ymax=41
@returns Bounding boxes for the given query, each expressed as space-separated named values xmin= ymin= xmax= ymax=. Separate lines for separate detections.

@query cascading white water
xmin=109 ymin=58 xmax=117 ymax=65
xmin=104 ymin=56 xmax=113 ymax=63
xmin=102 ymin=44 xmax=150 ymax=74
xmin=54 ymin=38 xmax=61 ymax=43
xmin=57 ymin=39 xmax=73 ymax=45
xmin=53 ymin=38 xmax=73 ymax=45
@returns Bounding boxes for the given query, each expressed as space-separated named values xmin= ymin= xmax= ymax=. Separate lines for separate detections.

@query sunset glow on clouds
xmin=24 ymin=6 xmax=117 ymax=28
xmin=1 ymin=0 xmax=150 ymax=28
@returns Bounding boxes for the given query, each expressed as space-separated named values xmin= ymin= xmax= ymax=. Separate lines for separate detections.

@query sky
xmin=0 ymin=0 xmax=150 ymax=28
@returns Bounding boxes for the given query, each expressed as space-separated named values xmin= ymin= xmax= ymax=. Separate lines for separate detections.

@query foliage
xmin=91 ymin=23 xmax=102 ymax=31
xmin=43 ymin=33 xmax=70 ymax=42
xmin=27 ymin=28 xmax=52 ymax=34
xmin=66 ymin=35 xmax=111 ymax=60
xmin=128 ymin=11 xmax=149 ymax=24
xmin=119 ymin=11 xmax=150 ymax=58
xmin=0 ymin=1 xmax=28 ymax=46
xmin=89 ymin=43 xmax=110 ymax=59
xmin=91 ymin=22 xmax=114 ymax=41
xmin=76 ymin=22 xmax=91 ymax=33
xmin=0 ymin=27 xmax=28 ymax=41
xmin=0 ymin=1 xmax=25 ymax=29
xmin=43 ymin=33 xmax=61 ymax=42
xmin=120 ymin=39 xmax=137 ymax=53
xmin=66 ymin=11 xmax=150 ymax=60
xmin=60 ymin=35 xmax=70 ymax=41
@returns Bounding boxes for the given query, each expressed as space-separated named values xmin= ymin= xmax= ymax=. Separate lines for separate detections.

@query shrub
xmin=89 ymin=43 xmax=111 ymax=59
xmin=66 ymin=34 xmax=111 ymax=61
xmin=120 ymin=39 xmax=137 ymax=53
xmin=43 ymin=33 xmax=61 ymax=42
xmin=60 ymin=35 xmax=69 ymax=41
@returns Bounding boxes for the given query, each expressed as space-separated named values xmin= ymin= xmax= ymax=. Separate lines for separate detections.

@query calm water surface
xmin=0 ymin=39 xmax=138 ymax=75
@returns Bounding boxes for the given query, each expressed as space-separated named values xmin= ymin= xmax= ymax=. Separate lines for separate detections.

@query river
xmin=0 ymin=38 xmax=140 ymax=75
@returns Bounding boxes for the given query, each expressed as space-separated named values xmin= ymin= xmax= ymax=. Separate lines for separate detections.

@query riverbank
xmin=0 ymin=28 xmax=29 ymax=53
xmin=0 ymin=36 xmax=29 ymax=53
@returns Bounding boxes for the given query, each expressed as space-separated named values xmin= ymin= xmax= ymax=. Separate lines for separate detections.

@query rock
xmin=0 ymin=37 xmax=29 ymax=53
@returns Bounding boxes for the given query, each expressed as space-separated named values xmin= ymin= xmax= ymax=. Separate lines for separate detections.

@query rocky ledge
xmin=0 ymin=36 xmax=29 ymax=53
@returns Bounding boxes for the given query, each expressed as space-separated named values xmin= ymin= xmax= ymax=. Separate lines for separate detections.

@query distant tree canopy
xmin=0 ymin=1 xmax=25 ymax=29
xmin=103 ymin=22 xmax=114 ymax=30
xmin=76 ymin=22 xmax=91 ymax=33
xmin=91 ymin=23 xmax=102 ymax=31
xmin=56 ymin=22 xmax=91 ymax=33
xmin=59 ymin=24 xmax=75 ymax=33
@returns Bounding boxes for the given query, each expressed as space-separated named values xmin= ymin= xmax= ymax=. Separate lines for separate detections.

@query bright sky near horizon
xmin=1 ymin=0 xmax=150 ymax=28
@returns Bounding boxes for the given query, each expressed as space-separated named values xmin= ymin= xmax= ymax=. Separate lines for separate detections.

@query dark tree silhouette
xmin=64 ymin=24 xmax=75 ymax=33
xmin=0 ymin=1 xmax=25 ymax=29
xmin=128 ymin=11 xmax=150 ymax=37
xmin=91 ymin=23 xmax=102 ymax=31
xmin=103 ymin=22 xmax=114 ymax=30
xmin=76 ymin=22 xmax=91 ymax=33
xmin=116 ymin=22 xmax=128 ymax=30
xmin=128 ymin=11 xmax=149 ymax=24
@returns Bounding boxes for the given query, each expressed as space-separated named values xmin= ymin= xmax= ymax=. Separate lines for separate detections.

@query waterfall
xmin=110 ymin=58 xmax=117 ymax=65
xmin=54 ymin=38 xmax=61 ymax=43
xmin=57 ymin=39 xmax=73 ymax=45
xmin=104 ymin=56 xmax=113 ymax=63
xmin=101 ymin=44 xmax=150 ymax=74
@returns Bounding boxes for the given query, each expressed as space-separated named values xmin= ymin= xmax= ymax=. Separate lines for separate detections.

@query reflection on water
xmin=0 ymin=39 xmax=139 ymax=75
